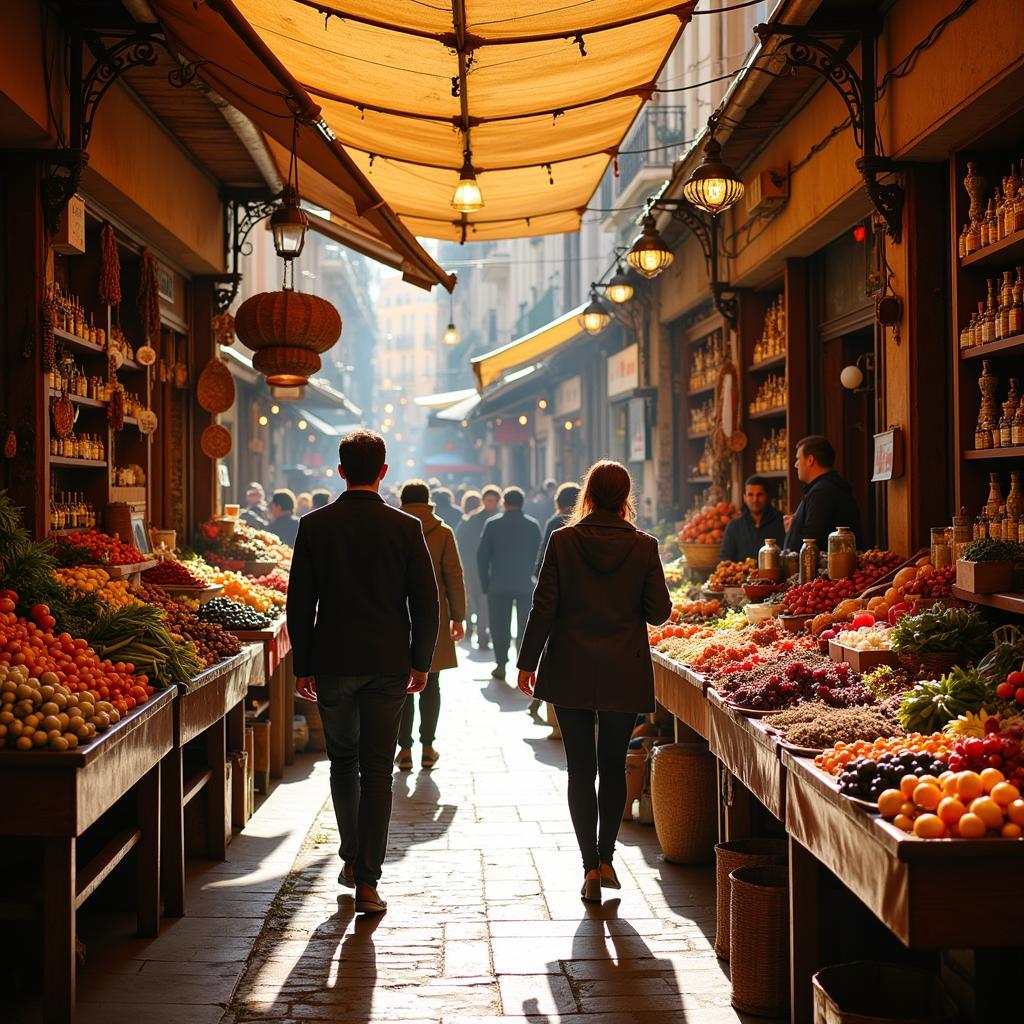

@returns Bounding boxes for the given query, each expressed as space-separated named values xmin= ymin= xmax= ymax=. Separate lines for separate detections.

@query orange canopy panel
xmin=148 ymin=0 xmax=454 ymax=289
xmin=230 ymin=0 xmax=695 ymax=240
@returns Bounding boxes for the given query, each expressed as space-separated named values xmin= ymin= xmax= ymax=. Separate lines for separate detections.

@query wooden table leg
xmin=160 ymin=748 xmax=184 ymax=917
xmin=44 ymin=836 xmax=76 ymax=1024
xmin=227 ymin=699 xmax=245 ymax=752
xmin=719 ymin=765 xmax=753 ymax=842
xmin=789 ymin=836 xmax=823 ymax=1024
xmin=137 ymin=763 xmax=161 ymax=936
xmin=269 ymin=662 xmax=285 ymax=779
xmin=283 ymin=650 xmax=295 ymax=767
xmin=206 ymin=717 xmax=228 ymax=860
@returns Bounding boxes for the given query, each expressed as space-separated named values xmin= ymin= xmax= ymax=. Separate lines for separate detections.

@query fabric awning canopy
xmin=435 ymin=392 xmax=482 ymax=422
xmin=297 ymin=406 xmax=358 ymax=436
xmin=227 ymin=0 xmax=694 ymax=241
xmin=148 ymin=0 xmax=453 ymax=290
xmin=472 ymin=303 xmax=586 ymax=391
xmin=414 ymin=387 xmax=478 ymax=410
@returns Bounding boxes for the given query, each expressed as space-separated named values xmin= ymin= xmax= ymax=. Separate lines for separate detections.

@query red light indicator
xmin=852 ymin=224 xmax=867 ymax=243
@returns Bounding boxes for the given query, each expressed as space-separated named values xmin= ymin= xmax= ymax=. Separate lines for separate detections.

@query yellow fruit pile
xmin=195 ymin=567 xmax=283 ymax=612
xmin=54 ymin=566 xmax=140 ymax=608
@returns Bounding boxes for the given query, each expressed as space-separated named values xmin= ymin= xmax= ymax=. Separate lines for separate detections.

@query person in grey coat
xmin=517 ymin=460 xmax=671 ymax=904
xmin=456 ymin=485 xmax=501 ymax=648
xmin=476 ymin=486 xmax=542 ymax=681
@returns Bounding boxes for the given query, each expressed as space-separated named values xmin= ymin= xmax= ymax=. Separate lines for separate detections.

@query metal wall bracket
xmin=754 ymin=22 xmax=904 ymax=241
xmin=40 ymin=148 xmax=89 ymax=235
xmin=214 ymin=194 xmax=279 ymax=312
xmin=667 ymin=204 xmax=713 ymax=276
xmin=711 ymin=283 xmax=739 ymax=328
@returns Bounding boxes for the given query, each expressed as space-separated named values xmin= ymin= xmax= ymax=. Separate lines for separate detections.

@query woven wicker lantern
xmin=197 ymin=356 xmax=236 ymax=414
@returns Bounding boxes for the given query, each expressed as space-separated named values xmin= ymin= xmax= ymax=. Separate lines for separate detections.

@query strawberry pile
xmin=57 ymin=530 xmax=146 ymax=567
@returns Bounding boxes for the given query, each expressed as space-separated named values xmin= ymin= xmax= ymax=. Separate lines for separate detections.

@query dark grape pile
xmin=196 ymin=597 xmax=273 ymax=631
xmin=837 ymin=751 xmax=949 ymax=801
xmin=719 ymin=660 xmax=875 ymax=711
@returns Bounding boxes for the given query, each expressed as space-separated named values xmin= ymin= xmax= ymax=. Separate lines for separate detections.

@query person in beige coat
xmin=396 ymin=480 xmax=467 ymax=770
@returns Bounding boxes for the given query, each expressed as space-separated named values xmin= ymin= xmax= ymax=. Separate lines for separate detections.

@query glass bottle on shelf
xmin=999 ymin=410 xmax=1011 ymax=447
xmin=986 ymin=472 xmax=1005 ymax=520
xmin=799 ymin=538 xmax=819 ymax=585
xmin=1011 ymin=268 xmax=1024 ymax=338
xmin=999 ymin=270 xmax=1014 ymax=339
xmin=983 ymin=280 xmax=997 ymax=344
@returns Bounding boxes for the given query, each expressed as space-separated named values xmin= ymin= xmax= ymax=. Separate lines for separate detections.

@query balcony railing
xmin=600 ymin=104 xmax=687 ymax=209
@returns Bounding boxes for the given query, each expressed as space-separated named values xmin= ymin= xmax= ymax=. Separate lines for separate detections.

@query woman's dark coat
xmin=516 ymin=512 xmax=672 ymax=713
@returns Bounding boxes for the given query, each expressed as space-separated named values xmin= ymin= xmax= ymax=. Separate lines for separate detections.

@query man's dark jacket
xmin=477 ymin=508 xmax=542 ymax=594
xmin=286 ymin=490 xmax=439 ymax=677
xmin=783 ymin=470 xmax=863 ymax=551
xmin=517 ymin=513 xmax=672 ymax=713
xmin=719 ymin=506 xmax=786 ymax=563
xmin=536 ymin=510 xmax=571 ymax=575
xmin=455 ymin=506 xmax=497 ymax=580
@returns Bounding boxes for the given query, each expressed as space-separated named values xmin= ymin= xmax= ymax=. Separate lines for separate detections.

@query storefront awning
xmin=472 ymin=303 xmax=586 ymax=391
xmin=435 ymin=392 xmax=482 ymax=422
xmin=296 ymin=407 xmax=357 ymax=437
xmin=223 ymin=347 xmax=361 ymax=416
xmin=148 ymin=0 xmax=454 ymax=290
xmin=414 ymin=388 xmax=479 ymax=410
xmin=223 ymin=1 xmax=694 ymax=241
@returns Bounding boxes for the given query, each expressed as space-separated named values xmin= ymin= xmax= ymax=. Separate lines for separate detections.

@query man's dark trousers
xmin=315 ymin=673 xmax=408 ymax=886
xmin=488 ymin=591 xmax=533 ymax=669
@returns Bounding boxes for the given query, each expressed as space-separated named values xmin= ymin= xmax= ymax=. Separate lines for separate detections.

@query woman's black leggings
xmin=554 ymin=706 xmax=637 ymax=871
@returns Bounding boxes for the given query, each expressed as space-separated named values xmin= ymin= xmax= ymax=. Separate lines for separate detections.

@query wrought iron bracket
xmin=214 ymin=194 xmax=279 ymax=312
xmin=40 ymin=148 xmax=89 ymax=235
xmin=754 ymin=22 xmax=904 ymax=241
xmin=711 ymin=283 xmax=739 ymax=329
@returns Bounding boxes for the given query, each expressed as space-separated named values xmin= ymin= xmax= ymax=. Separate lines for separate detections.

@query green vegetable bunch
xmin=977 ymin=625 xmax=1024 ymax=685
xmin=898 ymin=667 xmax=990 ymax=733
xmin=962 ymin=538 xmax=1024 ymax=563
xmin=890 ymin=603 xmax=992 ymax=661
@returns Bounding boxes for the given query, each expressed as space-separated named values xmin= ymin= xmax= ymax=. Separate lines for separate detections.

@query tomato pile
xmin=782 ymin=569 xmax=886 ymax=616
xmin=58 ymin=530 xmax=146 ymax=566
xmin=142 ymin=560 xmax=206 ymax=587
xmin=0 ymin=591 xmax=152 ymax=717
xmin=679 ymin=502 xmax=737 ymax=545
xmin=902 ymin=563 xmax=955 ymax=599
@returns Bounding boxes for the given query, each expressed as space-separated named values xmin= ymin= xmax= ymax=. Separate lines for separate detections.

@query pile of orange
xmin=816 ymin=733 xmax=953 ymax=776
xmin=679 ymin=502 xmax=737 ymax=544
xmin=877 ymin=768 xmax=1024 ymax=839
xmin=648 ymin=622 xmax=711 ymax=646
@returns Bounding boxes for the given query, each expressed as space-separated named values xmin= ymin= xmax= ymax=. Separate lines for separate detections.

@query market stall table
xmin=652 ymin=650 xmax=709 ymax=739
xmin=230 ymin=616 xmax=293 ymax=777
xmin=0 ymin=686 xmax=174 ymax=1024
xmin=782 ymin=750 xmax=1024 ymax=1022
xmin=161 ymin=643 xmax=264 ymax=916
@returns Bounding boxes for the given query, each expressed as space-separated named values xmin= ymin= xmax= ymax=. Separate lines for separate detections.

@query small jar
xmin=799 ymin=538 xmax=820 ymax=585
xmin=827 ymin=526 xmax=857 ymax=580
xmin=930 ymin=526 xmax=951 ymax=569
xmin=758 ymin=538 xmax=781 ymax=582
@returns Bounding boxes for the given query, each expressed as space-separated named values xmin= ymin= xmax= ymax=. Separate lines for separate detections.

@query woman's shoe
xmin=421 ymin=747 xmax=439 ymax=770
xmin=599 ymin=863 xmax=621 ymax=889
xmin=395 ymin=748 xmax=413 ymax=771
xmin=355 ymin=884 xmax=388 ymax=915
xmin=580 ymin=870 xmax=602 ymax=904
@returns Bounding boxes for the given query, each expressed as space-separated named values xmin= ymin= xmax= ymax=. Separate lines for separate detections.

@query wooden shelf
xmin=687 ymin=429 xmax=710 ymax=440
xmin=960 ymin=333 xmax=1024 ymax=360
xmin=963 ymin=446 xmax=1024 ymax=460
xmin=960 ymin=228 xmax=1024 ymax=269
xmin=748 ymin=353 xmax=786 ymax=372
xmin=51 ymin=527 xmax=88 ymax=536
xmin=754 ymin=469 xmax=788 ymax=478
xmin=952 ymin=586 xmax=1024 ymax=614
xmin=687 ymin=475 xmax=712 ymax=484
xmin=48 ymin=389 xmax=106 ymax=409
xmin=686 ymin=383 xmax=715 ymax=398
xmin=53 ymin=327 xmax=106 ymax=357
xmin=49 ymin=456 xmax=108 ymax=468
xmin=748 ymin=406 xmax=787 ymax=420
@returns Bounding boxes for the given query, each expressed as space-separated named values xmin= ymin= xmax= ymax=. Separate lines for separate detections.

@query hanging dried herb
xmin=41 ymin=289 xmax=56 ymax=371
xmin=138 ymin=248 xmax=161 ymax=346
xmin=108 ymin=385 xmax=125 ymax=431
xmin=98 ymin=222 xmax=121 ymax=307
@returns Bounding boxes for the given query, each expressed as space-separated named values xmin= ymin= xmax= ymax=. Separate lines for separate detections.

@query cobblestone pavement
xmin=222 ymin=650 xmax=751 ymax=1024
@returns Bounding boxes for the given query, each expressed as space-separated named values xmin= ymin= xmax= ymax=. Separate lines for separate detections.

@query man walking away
xmin=456 ymin=484 xmax=501 ymax=650
xmin=240 ymin=482 xmax=270 ymax=529
xmin=477 ymin=486 xmax=542 ymax=681
xmin=287 ymin=429 xmax=439 ymax=915
xmin=431 ymin=487 xmax=463 ymax=532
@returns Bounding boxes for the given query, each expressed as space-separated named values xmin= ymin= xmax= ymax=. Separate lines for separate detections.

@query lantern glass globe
xmin=451 ymin=159 xmax=484 ymax=213
xmin=442 ymin=322 xmax=460 ymax=346
xmin=626 ymin=216 xmax=673 ymax=279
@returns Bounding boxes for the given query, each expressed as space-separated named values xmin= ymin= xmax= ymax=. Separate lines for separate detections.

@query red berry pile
xmin=719 ymin=659 xmax=873 ymax=711
xmin=782 ymin=569 xmax=890 ymax=617
xmin=142 ymin=561 xmax=206 ymax=587
xmin=58 ymin=530 xmax=145 ymax=566
xmin=995 ymin=670 xmax=1024 ymax=706
xmin=250 ymin=570 xmax=288 ymax=595
xmin=947 ymin=725 xmax=1024 ymax=788
xmin=902 ymin=564 xmax=955 ymax=599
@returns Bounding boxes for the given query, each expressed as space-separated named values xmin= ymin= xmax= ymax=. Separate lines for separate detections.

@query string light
xmin=258 ymin=415 xmax=269 ymax=426
xmin=270 ymin=404 xmax=280 ymax=415
xmin=298 ymin=419 xmax=308 ymax=430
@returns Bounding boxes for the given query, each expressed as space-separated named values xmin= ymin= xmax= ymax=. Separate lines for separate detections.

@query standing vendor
xmin=783 ymin=435 xmax=863 ymax=551
xmin=719 ymin=476 xmax=786 ymax=562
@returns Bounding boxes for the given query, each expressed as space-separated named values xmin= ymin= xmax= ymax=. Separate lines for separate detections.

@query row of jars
xmin=974 ymin=362 xmax=1023 ymax=449
xmin=689 ymin=331 xmax=726 ymax=391
xmin=689 ymin=397 xmax=715 ymax=435
xmin=50 ymin=493 xmax=98 ymax=531
xmin=49 ymin=361 xmax=108 ymax=400
xmin=959 ymin=160 xmax=1024 ymax=258
xmin=49 ymin=283 xmax=107 ymax=348
xmin=751 ymin=295 xmax=785 ymax=364
xmin=960 ymin=268 xmax=1024 ymax=349
xmin=749 ymin=373 xmax=786 ymax=414
xmin=754 ymin=428 xmax=788 ymax=473
xmin=50 ymin=433 xmax=106 ymax=461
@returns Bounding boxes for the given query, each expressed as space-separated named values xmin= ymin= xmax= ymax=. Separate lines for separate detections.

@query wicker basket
xmin=651 ymin=742 xmax=717 ymax=864
xmin=200 ymin=423 xmax=232 ymax=459
xmin=812 ymin=961 xmax=958 ymax=1024
xmin=729 ymin=865 xmax=790 ymax=1017
xmin=714 ymin=838 xmax=788 ymax=960
xmin=197 ymin=356 xmax=236 ymax=414
xmin=679 ymin=542 xmax=722 ymax=573
xmin=898 ymin=651 xmax=960 ymax=677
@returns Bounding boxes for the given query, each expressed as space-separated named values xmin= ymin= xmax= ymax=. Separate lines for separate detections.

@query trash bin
xmin=812 ymin=961 xmax=959 ymax=1024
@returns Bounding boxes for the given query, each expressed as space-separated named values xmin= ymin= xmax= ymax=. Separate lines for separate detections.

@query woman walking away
xmin=517 ymin=461 xmax=671 ymax=904
xmin=397 ymin=480 xmax=467 ymax=771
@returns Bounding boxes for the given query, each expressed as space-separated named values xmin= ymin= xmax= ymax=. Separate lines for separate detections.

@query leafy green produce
xmin=897 ymin=667 xmax=991 ymax=733
xmin=85 ymin=604 xmax=203 ymax=688
xmin=977 ymin=625 xmax=1024 ymax=685
xmin=889 ymin=603 xmax=992 ymax=661
xmin=962 ymin=538 xmax=1024 ymax=562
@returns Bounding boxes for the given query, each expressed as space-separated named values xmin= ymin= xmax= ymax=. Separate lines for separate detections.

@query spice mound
xmin=765 ymin=702 xmax=901 ymax=749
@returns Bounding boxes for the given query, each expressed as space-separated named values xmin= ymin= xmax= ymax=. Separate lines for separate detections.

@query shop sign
xmin=53 ymin=194 xmax=85 ymax=255
xmin=628 ymin=397 xmax=648 ymax=462
xmin=554 ymin=376 xmax=582 ymax=417
xmin=871 ymin=426 xmax=904 ymax=481
xmin=607 ymin=343 xmax=639 ymax=399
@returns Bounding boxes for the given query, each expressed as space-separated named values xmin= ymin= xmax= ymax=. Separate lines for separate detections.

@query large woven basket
xmin=197 ymin=356 xmax=236 ymax=414
xmin=679 ymin=542 xmax=722 ymax=573
xmin=729 ymin=864 xmax=790 ymax=1017
xmin=651 ymin=742 xmax=716 ymax=864
xmin=898 ymin=651 xmax=960 ymax=677
xmin=812 ymin=961 xmax=958 ymax=1024
xmin=714 ymin=838 xmax=788 ymax=960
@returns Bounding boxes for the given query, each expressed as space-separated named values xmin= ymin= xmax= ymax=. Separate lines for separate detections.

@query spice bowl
xmin=746 ymin=602 xmax=783 ymax=624
xmin=742 ymin=580 xmax=786 ymax=602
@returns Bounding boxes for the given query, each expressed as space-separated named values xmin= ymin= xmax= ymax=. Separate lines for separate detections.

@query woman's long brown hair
xmin=568 ymin=460 xmax=636 ymax=526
